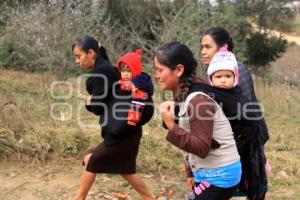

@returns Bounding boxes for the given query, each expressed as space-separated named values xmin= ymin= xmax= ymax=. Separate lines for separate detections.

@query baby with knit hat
xmin=207 ymin=47 xmax=272 ymax=195
xmin=116 ymin=49 xmax=154 ymax=126
xmin=207 ymin=47 xmax=239 ymax=89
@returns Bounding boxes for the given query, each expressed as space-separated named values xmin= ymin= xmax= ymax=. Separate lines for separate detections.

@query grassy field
xmin=270 ymin=43 xmax=300 ymax=85
xmin=254 ymin=81 xmax=300 ymax=199
xmin=0 ymin=66 xmax=299 ymax=199
xmin=292 ymin=14 xmax=300 ymax=36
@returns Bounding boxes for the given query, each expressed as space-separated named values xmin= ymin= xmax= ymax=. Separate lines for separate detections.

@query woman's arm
xmin=86 ymin=65 xmax=119 ymax=115
xmin=165 ymin=95 xmax=216 ymax=158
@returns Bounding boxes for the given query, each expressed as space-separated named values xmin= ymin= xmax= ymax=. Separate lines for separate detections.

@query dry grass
xmin=254 ymin=81 xmax=300 ymax=199
xmin=291 ymin=14 xmax=300 ymax=36
xmin=270 ymin=44 xmax=300 ymax=85
xmin=271 ymin=14 xmax=300 ymax=85
xmin=0 ymin=68 xmax=300 ymax=199
xmin=0 ymin=69 xmax=97 ymax=160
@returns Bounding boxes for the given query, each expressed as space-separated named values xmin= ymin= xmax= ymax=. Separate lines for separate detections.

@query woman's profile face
xmin=153 ymin=56 xmax=180 ymax=92
xmin=201 ymin=35 xmax=219 ymax=65
xmin=73 ymin=45 xmax=95 ymax=70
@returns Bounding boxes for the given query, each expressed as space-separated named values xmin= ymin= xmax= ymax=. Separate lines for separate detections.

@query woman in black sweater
xmin=200 ymin=27 xmax=269 ymax=200
xmin=71 ymin=35 xmax=154 ymax=200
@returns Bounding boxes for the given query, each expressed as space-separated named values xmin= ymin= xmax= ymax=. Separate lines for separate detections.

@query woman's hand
xmin=159 ymin=101 xmax=175 ymax=130
xmin=86 ymin=95 xmax=92 ymax=105
xmin=186 ymin=177 xmax=195 ymax=192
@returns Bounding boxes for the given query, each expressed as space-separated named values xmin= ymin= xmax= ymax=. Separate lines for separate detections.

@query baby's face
xmin=211 ymin=70 xmax=235 ymax=89
xmin=120 ymin=64 xmax=133 ymax=81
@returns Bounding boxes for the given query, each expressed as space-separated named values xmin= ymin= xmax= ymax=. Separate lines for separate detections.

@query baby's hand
xmin=119 ymin=80 xmax=135 ymax=91
xmin=86 ymin=95 xmax=92 ymax=105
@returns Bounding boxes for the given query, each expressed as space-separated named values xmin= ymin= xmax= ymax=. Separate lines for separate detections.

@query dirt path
xmin=271 ymin=30 xmax=300 ymax=45
xmin=0 ymin=158 xmax=248 ymax=200
xmin=0 ymin=158 xmax=82 ymax=200
xmin=0 ymin=157 xmax=187 ymax=200
xmin=251 ymin=23 xmax=300 ymax=45
xmin=0 ymin=158 xmax=252 ymax=200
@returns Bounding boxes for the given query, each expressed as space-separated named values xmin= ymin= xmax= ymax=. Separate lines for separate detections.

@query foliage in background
xmin=246 ymin=32 xmax=288 ymax=75
xmin=250 ymin=0 xmax=296 ymax=32
xmin=0 ymin=0 xmax=296 ymax=78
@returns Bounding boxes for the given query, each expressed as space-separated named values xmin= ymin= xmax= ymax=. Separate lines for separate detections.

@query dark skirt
xmin=238 ymin=136 xmax=268 ymax=200
xmin=85 ymin=129 xmax=142 ymax=174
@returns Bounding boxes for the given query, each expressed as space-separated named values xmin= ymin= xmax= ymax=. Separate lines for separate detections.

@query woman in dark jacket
xmin=200 ymin=27 xmax=269 ymax=200
xmin=71 ymin=35 xmax=154 ymax=200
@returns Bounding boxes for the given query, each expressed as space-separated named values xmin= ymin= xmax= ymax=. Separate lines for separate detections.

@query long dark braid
xmin=154 ymin=42 xmax=197 ymax=102
xmin=174 ymin=69 xmax=197 ymax=102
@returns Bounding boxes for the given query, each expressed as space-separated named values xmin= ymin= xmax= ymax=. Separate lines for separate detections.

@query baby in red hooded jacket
xmin=116 ymin=49 xmax=154 ymax=126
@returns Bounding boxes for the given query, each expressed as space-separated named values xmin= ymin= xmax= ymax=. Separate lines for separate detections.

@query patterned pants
xmin=184 ymin=181 xmax=238 ymax=200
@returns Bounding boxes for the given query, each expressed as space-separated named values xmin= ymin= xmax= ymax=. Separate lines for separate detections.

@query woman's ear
xmin=88 ymin=49 xmax=97 ymax=59
xmin=175 ymin=64 xmax=184 ymax=78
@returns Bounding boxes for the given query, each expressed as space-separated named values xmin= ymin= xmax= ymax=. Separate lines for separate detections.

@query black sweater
xmin=189 ymin=82 xmax=261 ymax=155
xmin=86 ymin=56 xmax=120 ymax=115
xmin=86 ymin=57 xmax=154 ymax=146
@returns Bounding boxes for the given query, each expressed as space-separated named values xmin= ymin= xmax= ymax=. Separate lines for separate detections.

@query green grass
xmin=293 ymin=22 xmax=300 ymax=30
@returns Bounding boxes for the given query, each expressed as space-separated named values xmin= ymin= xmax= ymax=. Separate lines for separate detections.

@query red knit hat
xmin=116 ymin=49 xmax=143 ymax=78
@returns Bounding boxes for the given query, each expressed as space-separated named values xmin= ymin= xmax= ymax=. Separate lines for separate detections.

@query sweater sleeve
xmin=86 ymin=65 xmax=118 ymax=115
xmin=166 ymin=94 xmax=216 ymax=158
xmin=127 ymin=89 xmax=148 ymax=126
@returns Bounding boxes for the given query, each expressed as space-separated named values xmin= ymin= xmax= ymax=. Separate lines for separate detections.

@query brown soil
xmin=0 ymin=156 xmax=187 ymax=200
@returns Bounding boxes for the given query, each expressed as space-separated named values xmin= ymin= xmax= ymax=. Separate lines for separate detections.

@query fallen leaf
xmin=114 ymin=192 xmax=128 ymax=199
xmin=144 ymin=174 xmax=154 ymax=178
xmin=180 ymin=163 xmax=185 ymax=172
xmin=104 ymin=194 xmax=113 ymax=200
xmin=168 ymin=189 xmax=175 ymax=197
